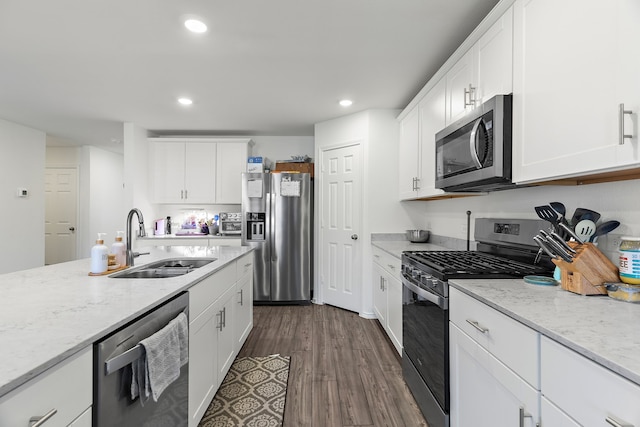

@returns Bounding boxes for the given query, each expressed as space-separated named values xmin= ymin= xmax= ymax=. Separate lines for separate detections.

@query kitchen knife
xmin=559 ymin=222 xmax=584 ymax=244
xmin=540 ymin=230 xmax=573 ymax=263
xmin=550 ymin=231 xmax=577 ymax=254
xmin=533 ymin=236 xmax=559 ymax=260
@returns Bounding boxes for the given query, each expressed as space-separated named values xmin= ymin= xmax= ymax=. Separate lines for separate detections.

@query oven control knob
xmin=411 ymin=269 xmax=420 ymax=279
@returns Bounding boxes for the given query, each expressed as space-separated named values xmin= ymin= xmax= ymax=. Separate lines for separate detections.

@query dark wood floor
xmin=238 ymin=304 xmax=429 ymax=427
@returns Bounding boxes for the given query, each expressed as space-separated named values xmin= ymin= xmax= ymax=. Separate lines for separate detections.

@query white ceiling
xmin=0 ymin=0 xmax=499 ymax=152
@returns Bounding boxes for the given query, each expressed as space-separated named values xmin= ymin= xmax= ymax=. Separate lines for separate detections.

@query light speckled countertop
xmin=450 ymin=279 xmax=640 ymax=387
xmin=138 ymin=234 xmax=240 ymax=240
xmin=372 ymin=240 xmax=450 ymax=258
xmin=0 ymin=245 xmax=252 ymax=397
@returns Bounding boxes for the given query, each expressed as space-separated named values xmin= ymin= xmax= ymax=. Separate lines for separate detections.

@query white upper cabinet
xmin=398 ymin=106 xmax=420 ymax=200
xmin=446 ymin=49 xmax=476 ymax=125
xmin=512 ymin=0 xmax=640 ymax=184
xmin=417 ymin=78 xmax=447 ymax=198
xmin=149 ymin=138 xmax=252 ymax=204
xmin=446 ymin=5 xmax=514 ymax=126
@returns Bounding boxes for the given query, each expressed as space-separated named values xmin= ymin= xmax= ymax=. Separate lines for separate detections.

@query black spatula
xmin=535 ymin=205 xmax=559 ymax=230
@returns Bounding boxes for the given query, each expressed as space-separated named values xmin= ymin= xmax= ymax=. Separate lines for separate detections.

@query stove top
xmin=402 ymin=250 xmax=552 ymax=280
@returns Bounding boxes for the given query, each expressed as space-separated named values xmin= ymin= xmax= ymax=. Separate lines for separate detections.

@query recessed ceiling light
xmin=184 ymin=19 xmax=207 ymax=33
xmin=178 ymin=97 xmax=193 ymax=106
xmin=339 ymin=99 xmax=353 ymax=107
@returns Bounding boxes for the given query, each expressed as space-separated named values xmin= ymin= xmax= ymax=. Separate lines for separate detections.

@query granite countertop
xmin=450 ymin=279 xmax=640 ymax=387
xmin=139 ymin=234 xmax=240 ymax=240
xmin=0 ymin=245 xmax=252 ymax=397
xmin=371 ymin=240 xmax=450 ymax=259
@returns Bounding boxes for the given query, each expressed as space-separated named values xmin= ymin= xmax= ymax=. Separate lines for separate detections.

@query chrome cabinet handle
xmin=466 ymin=319 xmax=489 ymax=333
xmin=380 ymin=277 xmax=384 ymax=291
xmin=606 ymin=416 xmax=634 ymax=427
xmin=184 ymin=189 xmax=188 ymax=199
xmin=519 ymin=407 xmax=533 ymax=427
xmin=222 ymin=307 xmax=226 ymax=328
xmin=238 ymin=289 xmax=244 ymax=306
xmin=29 ymin=409 xmax=57 ymax=427
xmin=217 ymin=311 xmax=223 ymax=331
xmin=388 ymin=264 xmax=395 ymax=271
xmin=464 ymin=84 xmax=476 ymax=107
xmin=619 ymin=103 xmax=633 ymax=145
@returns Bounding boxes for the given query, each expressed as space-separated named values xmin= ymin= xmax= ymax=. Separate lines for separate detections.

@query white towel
xmin=131 ymin=312 xmax=189 ymax=403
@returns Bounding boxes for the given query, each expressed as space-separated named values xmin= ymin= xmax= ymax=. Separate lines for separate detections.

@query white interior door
xmin=45 ymin=168 xmax=78 ymax=265
xmin=320 ymin=144 xmax=362 ymax=312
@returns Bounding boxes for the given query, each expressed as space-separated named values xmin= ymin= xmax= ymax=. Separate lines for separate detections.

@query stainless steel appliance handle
xmin=606 ymin=416 xmax=634 ymax=427
xmin=29 ymin=408 xmax=57 ymax=427
xmin=469 ymin=118 xmax=484 ymax=169
xmin=402 ymin=276 xmax=448 ymax=310
xmin=619 ymin=103 xmax=633 ymax=145
xmin=104 ymin=344 xmax=145 ymax=376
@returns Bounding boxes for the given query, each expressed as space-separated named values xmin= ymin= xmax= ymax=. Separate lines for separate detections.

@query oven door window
xmin=403 ymin=284 xmax=449 ymax=411
xmin=436 ymin=111 xmax=494 ymax=181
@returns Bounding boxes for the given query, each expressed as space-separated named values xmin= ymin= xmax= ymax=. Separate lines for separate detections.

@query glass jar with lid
xmin=619 ymin=236 xmax=640 ymax=285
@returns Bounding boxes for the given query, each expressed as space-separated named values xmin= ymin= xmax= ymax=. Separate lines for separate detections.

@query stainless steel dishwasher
xmin=93 ymin=292 xmax=189 ymax=427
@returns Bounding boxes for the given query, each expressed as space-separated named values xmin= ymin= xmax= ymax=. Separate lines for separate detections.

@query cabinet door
xmin=216 ymin=142 xmax=249 ymax=204
xmin=475 ymin=4 xmax=513 ymax=105
xmin=150 ymin=141 xmax=186 ymax=203
xmin=513 ymin=0 xmax=640 ymax=184
xmin=398 ymin=106 xmax=420 ymax=200
xmin=184 ymin=142 xmax=216 ymax=203
xmin=450 ymin=324 xmax=539 ymax=427
xmin=417 ymin=78 xmax=447 ymax=198
xmin=541 ymin=397 xmax=580 ymax=427
xmin=215 ymin=285 xmax=236 ymax=386
xmin=446 ymin=49 xmax=475 ymax=125
xmin=541 ymin=336 xmax=640 ymax=427
xmin=235 ymin=270 xmax=253 ymax=351
xmin=372 ymin=262 xmax=387 ymax=326
xmin=386 ymin=272 xmax=402 ymax=355
xmin=188 ymin=304 xmax=218 ymax=427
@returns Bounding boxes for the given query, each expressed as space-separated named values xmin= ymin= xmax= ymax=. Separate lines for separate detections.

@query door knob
xmin=351 ymin=234 xmax=358 ymax=240
xmin=69 ymin=227 xmax=75 ymax=232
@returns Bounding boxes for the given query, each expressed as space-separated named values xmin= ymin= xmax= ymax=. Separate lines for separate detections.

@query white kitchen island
xmin=0 ymin=245 xmax=253 ymax=425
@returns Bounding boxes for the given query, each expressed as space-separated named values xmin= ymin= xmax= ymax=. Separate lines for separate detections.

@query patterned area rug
xmin=198 ymin=355 xmax=290 ymax=427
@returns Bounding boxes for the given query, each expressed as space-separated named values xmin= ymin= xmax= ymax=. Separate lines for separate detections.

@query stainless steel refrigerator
xmin=241 ymin=172 xmax=312 ymax=302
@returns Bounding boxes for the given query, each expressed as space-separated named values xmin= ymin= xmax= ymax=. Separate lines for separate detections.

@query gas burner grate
xmin=404 ymin=251 xmax=550 ymax=278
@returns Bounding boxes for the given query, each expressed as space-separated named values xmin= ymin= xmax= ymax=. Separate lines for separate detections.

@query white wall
xmin=0 ymin=119 xmax=46 ymax=273
xmin=402 ymin=178 xmax=640 ymax=261
xmin=250 ymin=136 xmax=314 ymax=168
xmin=79 ymin=146 xmax=124 ymax=257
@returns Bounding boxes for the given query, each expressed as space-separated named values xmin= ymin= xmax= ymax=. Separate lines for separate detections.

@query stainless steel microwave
xmin=435 ymin=94 xmax=513 ymax=192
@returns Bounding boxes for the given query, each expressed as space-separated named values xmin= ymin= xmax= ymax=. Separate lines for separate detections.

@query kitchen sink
xmin=110 ymin=257 xmax=216 ymax=279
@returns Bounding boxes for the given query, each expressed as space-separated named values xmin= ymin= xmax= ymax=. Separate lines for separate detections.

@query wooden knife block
xmin=551 ymin=242 xmax=619 ymax=295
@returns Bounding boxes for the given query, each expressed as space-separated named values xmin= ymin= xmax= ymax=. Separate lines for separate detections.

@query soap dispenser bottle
xmin=112 ymin=231 xmax=126 ymax=267
xmin=91 ymin=233 xmax=109 ymax=274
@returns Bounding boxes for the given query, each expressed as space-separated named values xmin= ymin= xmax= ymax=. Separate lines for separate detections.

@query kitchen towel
xmin=131 ymin=311 xmax=189 ymax=403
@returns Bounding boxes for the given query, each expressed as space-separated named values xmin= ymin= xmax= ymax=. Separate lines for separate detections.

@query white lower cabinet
xmin=0 ymin=347 xmax=92 ymax=427
xmin=541 ymin=397 xmax=580 ymax=427
xmin=188 ymin=254 xmax=254 ymax=427
xmin=371 ymin=246 xmax=402 ymax=355
xmin=541 ymin=336 xmax=640 ymax=427
xmin=450 ymin=324 xmax=539 ymax=427
xmin=449 ymin=287 xmax=540 ymax=427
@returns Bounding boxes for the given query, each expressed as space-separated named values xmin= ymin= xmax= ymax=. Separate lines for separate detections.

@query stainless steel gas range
xmin=401 ymin=218 xmax=554 ymax=427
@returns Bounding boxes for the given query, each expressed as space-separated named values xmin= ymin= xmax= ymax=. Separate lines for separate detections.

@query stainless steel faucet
xmin=126 ymin=208 xmax=147 ymax=266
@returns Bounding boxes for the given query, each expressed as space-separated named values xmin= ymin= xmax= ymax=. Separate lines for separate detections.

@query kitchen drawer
xmin=189 ymin=262 xmax=236 ymax=318
xmin=0 ymin=347 xmax=92 ymax=427
xmin=541 ymin=336 xmax=640 ymax=426
xmin=237 ymin=253 xmax=254 ymax=278
xmin=372 ymin=246 xmax=401 ymax=278
xmin=450 ymin=287 xmax=539 ymax=388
